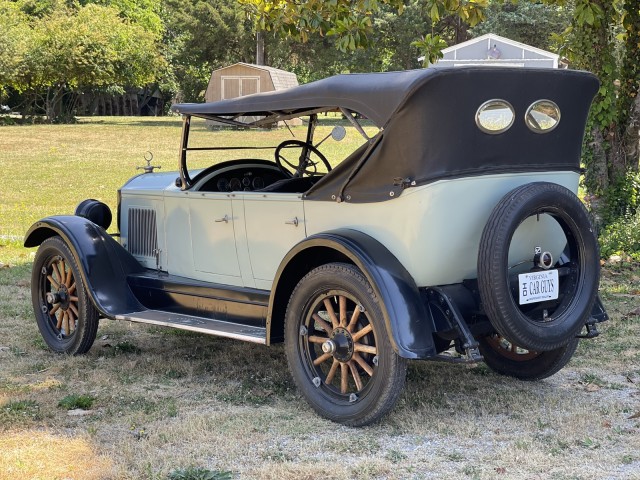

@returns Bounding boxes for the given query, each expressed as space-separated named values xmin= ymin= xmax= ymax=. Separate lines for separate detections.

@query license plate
xmin=518 ymin=270 xmax=559 ymax=305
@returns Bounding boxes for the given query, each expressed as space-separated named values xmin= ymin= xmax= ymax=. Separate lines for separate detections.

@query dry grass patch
xmin=0 ymin=257 xmax=639 ymax=478
xmin=0 ymin=430 xmax=112 ymax=480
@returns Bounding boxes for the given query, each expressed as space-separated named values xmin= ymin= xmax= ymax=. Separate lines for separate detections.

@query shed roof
xmin=214 ymin=62 xmax=298 ymax=90
xmin=442 ymin=33 xmax=559 ymax=60
xmin=424 ymin=33 xmax=559 ymax=68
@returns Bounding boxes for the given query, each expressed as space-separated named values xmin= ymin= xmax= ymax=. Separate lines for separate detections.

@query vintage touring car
xmin=25 ymin=67 xmax=608 ymax=426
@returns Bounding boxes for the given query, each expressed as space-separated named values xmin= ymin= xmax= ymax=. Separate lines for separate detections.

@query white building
xmin=426 ymin=33 xmax=560 ymax=69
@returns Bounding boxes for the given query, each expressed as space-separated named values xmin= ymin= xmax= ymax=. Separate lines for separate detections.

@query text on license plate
xmin=518 ymin=270 xmax=559 ymax=305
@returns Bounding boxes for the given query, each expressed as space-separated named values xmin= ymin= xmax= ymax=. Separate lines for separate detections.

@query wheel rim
xmin=507 ymin=209 xmax=583 ymax=325
xmin=484 ymin=334 xmax=540 ymax=361
xmin=38 ymin=254 xmax=78 ymax=340
xmin=299 ymin=290 xmax=378 ymax=401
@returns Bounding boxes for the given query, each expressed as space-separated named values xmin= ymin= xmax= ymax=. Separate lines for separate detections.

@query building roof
xmin=425 ymin=33 xmax=559 ymax=68
xmin=214 ymin=62 xmax=298 ymax=90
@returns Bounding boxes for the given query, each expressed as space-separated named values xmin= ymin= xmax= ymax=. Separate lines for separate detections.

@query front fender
xmin=270 ymin=229 xmax=436 ymax=359
xmin=24 ymin=216 xmax=145 ymax=317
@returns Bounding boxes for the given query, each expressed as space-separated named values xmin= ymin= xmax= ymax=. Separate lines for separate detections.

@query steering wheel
xmin=275 ymin=140 xmax=332 ymax=178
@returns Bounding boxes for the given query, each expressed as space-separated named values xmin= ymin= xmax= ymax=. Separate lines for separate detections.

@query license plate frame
xmin=518 ymin=270 xmax=559 ymax=305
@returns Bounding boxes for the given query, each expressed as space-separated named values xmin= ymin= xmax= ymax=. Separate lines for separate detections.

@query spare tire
xmin=478 ymin=182 xmax=599 ymax=352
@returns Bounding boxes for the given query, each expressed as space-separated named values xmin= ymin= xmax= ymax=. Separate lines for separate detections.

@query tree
xmin=83 ymin=0 xmax=164 ymax=35
xmin=0 ymin=2 xmax=32 ymax=101
xmin=0 ymin=2 xmax=165 ymax=121
xmin=471 ymin=1 xmax=571 ymax=50
xmin=164 ymin=0 xmax=255 ymax=102
xmin=267 ymin=1 xmax=431 ymax=79
xmin=240 ymin=0 xmax=487 ymax=53
xmin=544 ymin=0 xmax=640 ymax=223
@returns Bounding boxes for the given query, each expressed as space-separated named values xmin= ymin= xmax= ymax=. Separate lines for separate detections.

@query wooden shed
xmin=205 ymin=63 xmax=299 ymax=126
xmin=427 ymin=33 xmax=560 ymax=69
xmin=205 ymin=62 xmax=299 ymax=103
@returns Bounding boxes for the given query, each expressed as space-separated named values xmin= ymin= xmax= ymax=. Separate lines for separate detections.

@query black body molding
xmin=24 ymin=216 xmax=146 ymax=317
xmin=269 ymin=229 xmax=436 ymax=359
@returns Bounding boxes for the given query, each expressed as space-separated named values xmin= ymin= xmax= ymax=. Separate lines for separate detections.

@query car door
xmin=188 ymin=192 xmax=242 ymax=284
xmin=239 ymin=192 xmax=306 ymax=290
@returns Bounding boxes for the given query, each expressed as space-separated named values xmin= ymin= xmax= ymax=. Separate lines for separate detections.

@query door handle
xmin=285 ymin=216 xmax=299 ymax=227
xmin=215 ymin=214 xmax=230 ymax=223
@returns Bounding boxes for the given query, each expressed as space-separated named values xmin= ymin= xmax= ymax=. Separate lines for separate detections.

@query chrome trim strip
xmin=115 ymin=312 xmax=267 ymax=344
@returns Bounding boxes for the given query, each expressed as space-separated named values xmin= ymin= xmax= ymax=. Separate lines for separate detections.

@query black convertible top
xmin=171 ymin=69 xmax=436 ymax=127
xmin=171 ymin=67 xmax=599 ymax=203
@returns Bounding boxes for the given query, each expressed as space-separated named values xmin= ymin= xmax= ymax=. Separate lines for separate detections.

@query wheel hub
xmin=47 ymin=284 xmax=70 ymax=311
xmin=330 ymin=327 xmax=354 ymax=362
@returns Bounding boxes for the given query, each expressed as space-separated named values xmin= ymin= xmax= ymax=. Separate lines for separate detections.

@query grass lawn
xmin=0 ymin=117 xmax=639 ymax=479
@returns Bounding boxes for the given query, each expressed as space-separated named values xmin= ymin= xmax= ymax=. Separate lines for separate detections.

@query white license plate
xmin=518 ymin=270 xmax=559 ymax=305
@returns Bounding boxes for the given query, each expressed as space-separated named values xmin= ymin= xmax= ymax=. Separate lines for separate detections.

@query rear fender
xmin=269 ymin=229 xmax=436 ymax=359
xmin=24 ymin=216 xmax=145 ymax=317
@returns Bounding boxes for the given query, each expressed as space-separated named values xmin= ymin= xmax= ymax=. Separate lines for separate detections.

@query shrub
xmin=58 ymin=394 xmax=95 ymax=410
xmin=599 ymin=208 xmax=640 ymax=260
xmin=167 ymin=467 xmax=232 ymax=480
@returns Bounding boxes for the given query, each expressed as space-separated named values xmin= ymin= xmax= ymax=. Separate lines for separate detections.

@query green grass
xmin=58 ymin=394 xmax=95 ymax=410
xmin=0 ymin=400 xmax=41 ymax=425
xmin=167 ymin=467 xmax=233 ymax=480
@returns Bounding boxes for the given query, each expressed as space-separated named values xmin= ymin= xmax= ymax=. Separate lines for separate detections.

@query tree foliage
xmin=0 ymin=0 xmax=164 ymax=121
xmin=0 ymin=2 xmax=31 ymax=96
xmin=240 ymin=0 xmax=486 ymax=53
xmin=163 ymin=0 xmax=255 ymax=102
xmin=471 ymin=1 xmax=571 ymax=50
xmin=539 ymin=0 xmax=640 ymax=224
xmin=240 ymin=0 xmax=402 ymax=51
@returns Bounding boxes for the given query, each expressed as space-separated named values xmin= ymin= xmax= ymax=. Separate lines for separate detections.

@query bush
xmin=167 ymin=467 xmax=232 ymax=480
xmin=599 ymin=209 xmax=640 ymax=260
xmin=58 ymin=394 xmax=95 ymax=410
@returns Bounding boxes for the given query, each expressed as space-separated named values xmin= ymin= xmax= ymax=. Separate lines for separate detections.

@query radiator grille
xmin=127 ymin=208 xmax=158 ymax=257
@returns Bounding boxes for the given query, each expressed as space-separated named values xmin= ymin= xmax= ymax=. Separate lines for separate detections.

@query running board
xmin=115 ymin=310 xmax=267 ymax=344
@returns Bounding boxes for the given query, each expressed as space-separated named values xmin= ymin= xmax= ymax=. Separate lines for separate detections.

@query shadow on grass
xmin=78 ymin=118 xmax=183 ymax=128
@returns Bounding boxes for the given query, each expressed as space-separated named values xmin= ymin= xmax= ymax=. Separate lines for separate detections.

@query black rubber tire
xmin=31 ymin=236 xmax=99 ymax=355
xmin=478 ymin=182 xmax=599 ymax=352
xmin=284 ymin=263 xmax=407 ymax=426
xmin=478 ymin=334 xmax=579 ymax=381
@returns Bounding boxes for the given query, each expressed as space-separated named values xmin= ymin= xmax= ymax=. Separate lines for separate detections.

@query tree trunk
xmin=624 ymin=93 xmax=640 ymax=172
xmin=589 ymin=127 xmax=610 ymax=193
xmin=256 ymin=30 xmax=265 ymax=65
xmin=45 ymin=85 xmax=65 ymax=122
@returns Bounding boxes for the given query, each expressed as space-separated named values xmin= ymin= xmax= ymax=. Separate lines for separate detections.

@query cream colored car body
xmin=119 ymin=169 xmax=576 ymax=290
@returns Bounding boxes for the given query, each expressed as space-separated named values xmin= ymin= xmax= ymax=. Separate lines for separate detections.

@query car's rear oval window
xmin=525 ymin=100 xmax=561 ymax=133
xmin=475 ymin=100 xmax=515 ymax=134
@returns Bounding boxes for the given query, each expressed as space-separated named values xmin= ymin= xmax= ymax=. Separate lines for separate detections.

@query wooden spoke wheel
xmin=483 ymin=334 xmax=539 ymax=362
xmin=478 ymin=333 xmax=579 ymax=381
xmin=32 ymin=236 xmax=99 ymax=355
xmin=285 ymin=263 xmax=406 ymax=426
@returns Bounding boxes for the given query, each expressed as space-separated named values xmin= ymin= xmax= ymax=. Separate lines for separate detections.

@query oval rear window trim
xmin=525 ymin=99 xmax=561 ymax=134
xmin=475 ymin=99 xmax=515 ymax=135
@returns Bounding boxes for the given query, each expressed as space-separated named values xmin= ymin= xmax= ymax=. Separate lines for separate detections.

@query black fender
xmin=268 ymin=229 xmax=436 ymax=359
xmin=24 ymin=216 xmax=145 ymax=317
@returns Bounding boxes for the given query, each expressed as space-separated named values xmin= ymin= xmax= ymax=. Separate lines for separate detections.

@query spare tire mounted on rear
xmin=478 ymin=182 xmax=599 ymax=352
